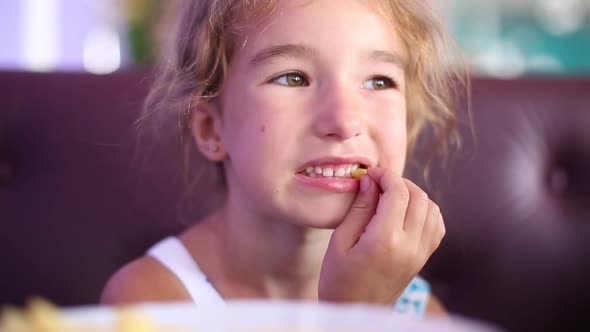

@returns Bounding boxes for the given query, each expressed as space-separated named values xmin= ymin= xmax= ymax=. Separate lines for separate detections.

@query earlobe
xmin=189 ymin=100 xmax=226 ymax=161
xmin=207 ymin=142 xmax=220 ymax=153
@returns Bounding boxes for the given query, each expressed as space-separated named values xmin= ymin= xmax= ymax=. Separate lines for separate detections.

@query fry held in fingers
xmin=351 ymin=167 xmax=368 ymax=179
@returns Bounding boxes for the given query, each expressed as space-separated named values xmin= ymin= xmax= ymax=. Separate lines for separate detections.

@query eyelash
xmin=270 ymin=72 xmax=398 ymax=90
xmin=362 ymin=76 xmax=398 ymax=90
xmin=271 ymin=72 xmax=309 ymax=87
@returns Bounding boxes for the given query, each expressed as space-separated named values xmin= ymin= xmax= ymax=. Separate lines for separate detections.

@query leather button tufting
xmin=0 ymin=160 xmax=12 ymax=185
xmin=548 ymin=166 xmax=569 ymax=195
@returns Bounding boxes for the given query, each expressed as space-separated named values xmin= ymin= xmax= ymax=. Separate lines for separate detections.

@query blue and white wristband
xmin=393 ymin=275 xmax=431 ymax=318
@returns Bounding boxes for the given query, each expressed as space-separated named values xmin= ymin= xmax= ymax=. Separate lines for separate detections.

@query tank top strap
xmin=147 ymin=236 xmax=225 ymax=306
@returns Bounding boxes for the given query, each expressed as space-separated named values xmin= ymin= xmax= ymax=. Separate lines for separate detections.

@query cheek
xmin=219 ymin=87 xmax=261 ymax=148
xmin=381 ymin=121 xmax=408 ymax=170
xmin=220 ymin=88 xmax=295 ymax=160
xmin=372 ymin=99 xmax=408 ymax=170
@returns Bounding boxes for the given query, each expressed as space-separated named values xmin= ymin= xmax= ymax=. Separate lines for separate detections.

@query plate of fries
xmin=0 ymin=297 xmax=502 ymax=332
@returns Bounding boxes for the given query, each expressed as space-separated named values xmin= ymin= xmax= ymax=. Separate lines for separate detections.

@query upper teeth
xmin=304 ymin=164 xmax=362 ymax=178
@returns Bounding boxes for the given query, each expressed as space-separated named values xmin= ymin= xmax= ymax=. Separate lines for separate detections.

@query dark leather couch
xmin=1 ymin=71 xmax=589 ymax=332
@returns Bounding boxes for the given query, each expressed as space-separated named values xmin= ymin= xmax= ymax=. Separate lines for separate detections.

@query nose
xmin=312 ymin=82 xmax=362 ymax=141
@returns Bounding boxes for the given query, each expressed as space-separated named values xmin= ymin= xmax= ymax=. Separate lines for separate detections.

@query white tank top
xmin=147 ymin=236 xmax=225 ymax=306
xmin=147 ymin=236 xmax=430 ymax=316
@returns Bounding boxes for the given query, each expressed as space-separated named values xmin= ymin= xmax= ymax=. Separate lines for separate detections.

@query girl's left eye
xmin=361 ymin=76 xmax=397 ymax=90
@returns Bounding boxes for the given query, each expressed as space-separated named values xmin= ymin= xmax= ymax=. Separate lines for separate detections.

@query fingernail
xmin=360 ymin=175 xmax=370 ymax=192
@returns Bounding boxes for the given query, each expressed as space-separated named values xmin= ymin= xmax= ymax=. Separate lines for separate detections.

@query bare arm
xmin=425 ymin=293 xmax=448 ymax=318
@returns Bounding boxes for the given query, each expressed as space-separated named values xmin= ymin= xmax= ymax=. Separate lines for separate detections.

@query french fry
xmin=0 ymin=298 xmax=175 ymax=332
xmin=351 ymin=168 xmax=367 ymax=179
xmin=116 ymin=307 xmax=158 ymax=332
xmin=0 ymin=306 xmax=31 ymax=332
xmin=26 ymin=297 xmax=73 ymax=332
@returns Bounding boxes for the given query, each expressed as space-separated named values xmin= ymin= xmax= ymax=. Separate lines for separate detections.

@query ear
xmin=189 ymin=99 xmax=226 ymax=162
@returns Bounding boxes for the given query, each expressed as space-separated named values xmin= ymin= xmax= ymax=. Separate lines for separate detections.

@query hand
xmin=318 ymin=168 xmax=445 ymax=305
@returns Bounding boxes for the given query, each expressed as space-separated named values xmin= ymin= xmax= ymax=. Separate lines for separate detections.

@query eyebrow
xmin=250 ymin=44 xmax=316 ymax=67
xmin=364 ymin=50 xmax=406 ymax=70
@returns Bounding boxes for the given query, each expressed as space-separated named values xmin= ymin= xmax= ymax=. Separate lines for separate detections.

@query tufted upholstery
xmin=0 ymin=71 xmax=589 ymax=332
xmin=408 ymin=78 xmax=590 ymax=332
xmin=0 ymin=71 xmax=192 ymax=307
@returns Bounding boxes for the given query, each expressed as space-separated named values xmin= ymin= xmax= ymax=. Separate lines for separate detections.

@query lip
xmin=295 ymin=174 xmax=360 ymax=193
xmin=297 ymin=156 xmax=374 ymax=173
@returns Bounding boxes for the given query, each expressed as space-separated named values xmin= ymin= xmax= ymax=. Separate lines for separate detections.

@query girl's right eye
xmin=272 ymin=72 xmax=309 ymax=87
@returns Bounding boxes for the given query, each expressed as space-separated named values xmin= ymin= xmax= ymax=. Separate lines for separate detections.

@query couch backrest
xmin=0 ymin=71 xmax=186 ymax=306
xmin=408 ymin=77 xmax=590 ymax=332
xmin=1 ymin=71 xmax=589 ymax=332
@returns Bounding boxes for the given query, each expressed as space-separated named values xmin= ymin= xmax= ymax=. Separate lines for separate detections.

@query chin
xmin=288 ymin=195 xmax=355 ymax=229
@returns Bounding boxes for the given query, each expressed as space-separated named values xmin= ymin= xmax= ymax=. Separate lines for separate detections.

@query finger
xmin=366 ymin=167 xmax=401 ymax=193
xmin=333 ymin=174 xmax=380 ymax=251
xmin=365 ymin=168 xmax=409 ymax=239
xmin=401 ymin=179 xmax=429 ymax=238
xmin=420 ymin=201 xmax=445 ymax=253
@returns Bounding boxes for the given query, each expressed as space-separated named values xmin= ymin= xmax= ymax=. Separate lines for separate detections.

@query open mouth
xmin=299 ymin=164 xmax=368 ymax=179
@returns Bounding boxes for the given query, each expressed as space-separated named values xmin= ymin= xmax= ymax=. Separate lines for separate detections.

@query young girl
xmin=102 ymin=0 xmax=464 ymax=318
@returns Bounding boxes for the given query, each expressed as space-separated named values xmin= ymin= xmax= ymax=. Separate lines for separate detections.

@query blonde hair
xmin=137 ymin=0 xmax=468 ymax=206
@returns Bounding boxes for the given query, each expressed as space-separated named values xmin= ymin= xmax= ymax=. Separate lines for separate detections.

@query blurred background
xmin=1 ymin=1 xmax=589 ymax=331
xmin=0 ymin=0 xmax=589 ymax=77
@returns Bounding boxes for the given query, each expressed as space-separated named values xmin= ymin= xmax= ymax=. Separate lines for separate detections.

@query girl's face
xmin=216 ymin=0 xmax=407 ymax=228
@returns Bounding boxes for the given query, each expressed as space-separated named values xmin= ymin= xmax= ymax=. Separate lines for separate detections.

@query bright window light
xmin=21 ymin=0 xmax=60 ymax=71
xmin=83 ymin=26 xmax=121 ymax=75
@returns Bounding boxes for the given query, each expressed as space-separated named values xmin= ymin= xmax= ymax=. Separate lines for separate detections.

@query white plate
xmin=65 ymin=301 xmax=503 ymax=331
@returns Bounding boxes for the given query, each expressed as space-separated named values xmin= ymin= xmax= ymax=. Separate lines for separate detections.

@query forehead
xmin=232 ymin=0 xmax=407 ymax=64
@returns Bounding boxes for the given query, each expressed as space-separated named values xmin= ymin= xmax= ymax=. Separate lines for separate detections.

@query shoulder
xmin=100 ymin=256 xmax=190 ymax=305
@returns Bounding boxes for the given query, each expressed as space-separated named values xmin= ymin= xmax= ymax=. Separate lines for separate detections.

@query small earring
xmin=208 ymin=142 xmax=220 ymax=153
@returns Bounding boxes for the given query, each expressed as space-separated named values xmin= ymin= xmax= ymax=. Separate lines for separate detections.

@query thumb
xmin=333 ymin=175 xmax=380 ymax=250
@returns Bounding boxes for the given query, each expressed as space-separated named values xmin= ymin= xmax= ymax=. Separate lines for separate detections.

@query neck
xmin=186 ymin=200 xmax=332 ymax=301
